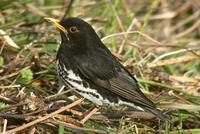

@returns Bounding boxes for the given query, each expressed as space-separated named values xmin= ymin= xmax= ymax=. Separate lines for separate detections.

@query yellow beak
xmin=45 ymin=17 xmax=67 ymax=33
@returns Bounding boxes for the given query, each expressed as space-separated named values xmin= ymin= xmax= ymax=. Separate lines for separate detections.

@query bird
xmin=45 ymin=17 xmax=171 ymax=122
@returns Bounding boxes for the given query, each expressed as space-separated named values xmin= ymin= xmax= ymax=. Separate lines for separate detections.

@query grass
xmin=0 ymin=0 xmax=200 ymax=133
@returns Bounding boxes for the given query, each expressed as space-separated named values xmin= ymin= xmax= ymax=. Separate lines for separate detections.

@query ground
xmin=0 ymin=0 xmax=200 ymax=133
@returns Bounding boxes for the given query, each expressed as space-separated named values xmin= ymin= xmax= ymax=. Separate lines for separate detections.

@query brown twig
xmin=148 ymin=54 xmax=199 ymax=68
xmin=118 ymin=17 xmax=138 ymax=54
xmin=80 ymin=107 xmax=99 ymax=124
xmin=171 ymin=11 xmax=200 ymax=33
xmin=61 ymin=0 xmax=74 ymax=20
xmin=0 ymin=95 xmax=16 ymax=104
xmin=3 ymin=98 xmax=84 ymax=134
xmin=50 ymin=119 xmax=116 ymax=134
xmin=175 ymin=19 xmax=200 ymax=38
xmin=0 ymin=113 xmax=38 ymax=121
xmin=66 ymin=109 xmax=83 ymax=116
xmin=54 ymin=114 xmax=83 ymax=127
xmin=0 ymin=102 xmax=28 ymax=112
xmin=24 ymin=107 xmax=48 ymax=116
xmin=3 ymin=119 xmax=7 ymax=134
xmin=92 ymin=111 xmax=155 ymax=120
xmin=0 ymin=66 xmax=31 ymax=81
xmin=26 ymin=4 xmax=48 ymax=17
xmin=108 ymin=0 xmax=125 ymax=32
xmin=45 ymin=88 xmax=75 ymax=101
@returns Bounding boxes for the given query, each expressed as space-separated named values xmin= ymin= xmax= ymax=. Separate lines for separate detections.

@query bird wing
xmin=75 ymin=47 xmax=155 ymax=109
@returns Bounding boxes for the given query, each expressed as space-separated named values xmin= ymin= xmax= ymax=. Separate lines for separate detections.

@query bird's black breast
xmin=57 ymin=39 xmax=155 ymax=109
xmin=56 ymin=46 xmax=121 ymax=105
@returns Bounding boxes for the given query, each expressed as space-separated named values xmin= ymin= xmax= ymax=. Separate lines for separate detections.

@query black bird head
xmin=45 ymin=17 xmax=101 ymax=51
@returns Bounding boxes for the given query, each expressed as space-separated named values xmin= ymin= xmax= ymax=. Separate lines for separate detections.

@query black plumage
xmin=46 ymin=17 xmax=170 ymax=122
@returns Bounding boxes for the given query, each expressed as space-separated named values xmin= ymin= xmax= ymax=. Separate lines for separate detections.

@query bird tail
xmin=144 ymin=107 xmax=172 ymax=123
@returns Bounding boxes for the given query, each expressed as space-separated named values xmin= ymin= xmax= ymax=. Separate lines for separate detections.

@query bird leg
xmin=80 ymin=107 xmax=99 ymax=124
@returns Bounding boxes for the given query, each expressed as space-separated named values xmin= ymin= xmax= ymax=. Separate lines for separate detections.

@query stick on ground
xmin=3 ymin=98 xmax=84 ymax=134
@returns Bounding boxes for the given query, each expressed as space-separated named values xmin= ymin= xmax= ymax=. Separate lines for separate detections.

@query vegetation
xmin=0 ymin=0 xmax=199 ymax=133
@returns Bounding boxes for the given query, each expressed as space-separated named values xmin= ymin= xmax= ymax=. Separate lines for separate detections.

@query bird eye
xmin=69 ymin=26 xmax=79 ymax=33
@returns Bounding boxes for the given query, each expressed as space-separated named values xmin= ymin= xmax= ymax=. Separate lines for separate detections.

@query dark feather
xmin=74 ymin=48 xmax=171 ymax=121
xmin=75 ymin=47 xmax=155 ymax=109
xmin=56 ymin=17 xmax=171 ymax=122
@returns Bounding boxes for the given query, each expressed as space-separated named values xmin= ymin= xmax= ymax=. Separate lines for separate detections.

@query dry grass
xmin=0 ymin=0 xmax=200 ymax=133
